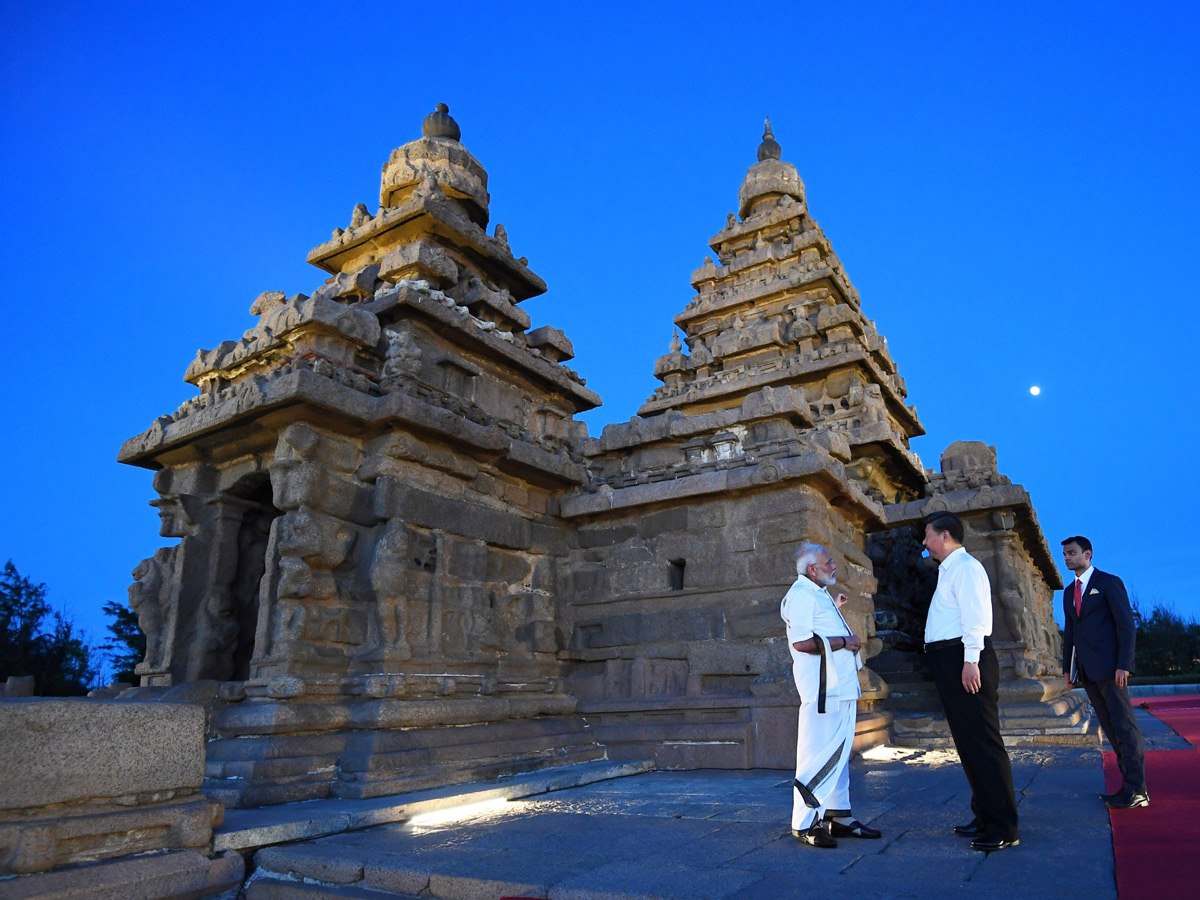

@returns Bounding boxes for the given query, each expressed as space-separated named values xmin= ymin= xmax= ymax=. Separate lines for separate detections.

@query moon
xmin=1029 ymin=386 xmax=1041 ymax=396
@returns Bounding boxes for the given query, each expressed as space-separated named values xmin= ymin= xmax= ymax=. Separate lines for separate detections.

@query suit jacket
xmin=1062 ymin=569 xmax=1136 ymax=681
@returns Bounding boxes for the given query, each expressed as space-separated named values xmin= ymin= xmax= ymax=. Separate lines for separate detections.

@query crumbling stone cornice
xmin=560 ymin=448 xmax=882 ymax=525
xmin=119 ymin=366 xmax=587 ymax=486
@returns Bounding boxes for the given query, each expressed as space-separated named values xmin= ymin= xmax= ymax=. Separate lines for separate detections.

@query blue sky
xmin=2 ymin=1 xmax=1198 ymax=665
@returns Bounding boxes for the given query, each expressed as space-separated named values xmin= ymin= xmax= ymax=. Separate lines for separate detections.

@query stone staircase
xmin=870 ymin=649 xmax=941 ymax=712
xmin=892 ymin=689 xmax=1099 ymax=748
xmin=872 ymin=651 xmax=1100 ymax=748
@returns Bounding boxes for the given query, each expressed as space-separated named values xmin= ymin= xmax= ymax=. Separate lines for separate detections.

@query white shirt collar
xmin=796 ymin=575 xmax=832 ymax=598
xmin=939 ymin=546 xmax=969 ymax=568
xmin=1074 ymin=565 xmax=1095 ymax=587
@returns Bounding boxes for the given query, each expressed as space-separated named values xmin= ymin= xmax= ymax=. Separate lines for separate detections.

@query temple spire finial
xmin=757 ymin=116 xmax=781 ymax=162
xmin=422 ymin=103 xmax=462 ymax=141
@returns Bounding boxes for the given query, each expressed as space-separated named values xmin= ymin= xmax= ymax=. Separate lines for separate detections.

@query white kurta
xmin=780 ymin=575 xmax=863 ymax=830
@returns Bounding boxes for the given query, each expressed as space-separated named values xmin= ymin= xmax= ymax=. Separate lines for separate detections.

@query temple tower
xmin=641 ymin=120 xmax=926 ymax=507
xmin=119 ymin=106 xmax=606 ymax=806
xmin=557 ymin=121 xmax=929 ymax=765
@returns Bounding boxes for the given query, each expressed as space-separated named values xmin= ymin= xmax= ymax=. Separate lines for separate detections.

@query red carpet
xmin=1104 ymin=694 xmax=1200 ymax=900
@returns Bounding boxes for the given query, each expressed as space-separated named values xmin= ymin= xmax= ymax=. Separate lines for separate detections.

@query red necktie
xmin=1074 ymin=578 xmax=1083 ymax=615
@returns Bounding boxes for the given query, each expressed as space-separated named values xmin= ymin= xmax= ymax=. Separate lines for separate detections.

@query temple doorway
xmin=227 ymin=476 xmax=280 ymax=681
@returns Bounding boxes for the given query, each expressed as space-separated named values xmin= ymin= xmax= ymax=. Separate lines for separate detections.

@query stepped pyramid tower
xmin=557 ymin=120 xmax=931 ymax=761
xmin=558 ymin=120 xmax=1068 ymax=762
xmin=640 ymin=119 xmax=925 ymax=507
xmin=119 ymin=105 xmax=608 ymax=807
xmin=117 ymin=110 xmax=1073 ymax=807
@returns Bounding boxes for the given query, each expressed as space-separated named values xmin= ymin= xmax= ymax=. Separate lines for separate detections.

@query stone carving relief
xmin=129 ymin=548 xmax=173 ymax=675
xmin=366 ymin=518 xmax=413 ymax=657
xmin=380 ymin=328 xmax=424 ymax=391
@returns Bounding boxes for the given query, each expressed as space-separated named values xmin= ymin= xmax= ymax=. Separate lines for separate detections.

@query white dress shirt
xmin=1073 ymin=565 xmax=1095 ymax=599
xmin=781 ymin=575 xmax=862 ymax=704
xmin=924 ymin=546 xmax=993 ymax=664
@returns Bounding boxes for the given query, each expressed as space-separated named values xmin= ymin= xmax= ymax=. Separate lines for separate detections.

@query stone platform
xmin=238 ymin=745 xmax=1131 ymax=900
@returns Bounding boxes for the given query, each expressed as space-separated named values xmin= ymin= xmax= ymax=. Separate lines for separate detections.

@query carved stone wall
xmin=561 ymin=477 xmax=889 ymax=768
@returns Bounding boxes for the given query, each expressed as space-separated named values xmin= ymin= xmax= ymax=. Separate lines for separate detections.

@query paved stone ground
xmin=243 ymin=709 xmax=1191 ymax=900
xmin=243 ymin=750 xmax=1110 ymax=899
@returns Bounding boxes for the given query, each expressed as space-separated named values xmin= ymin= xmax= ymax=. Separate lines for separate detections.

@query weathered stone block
xmin=271 ymin=459 xmax=369 ymax=523
xmin=0 ymin=849 xmax=243 ymax=900
xmin=571 ymin=567 xmax=603 ymax=596
xmin=688 ymin=504 xmax=726 ymax=529
xmin=683 ymin=551 xmax=751 ymax=589
xmin=686 ymin=639 xmax=784 ymax=678
xmin=361 ymin=431 xmax=480 ymax=481
xmin=279 ymin=423 xmax=360 ymax=473
xmin=577 ymin=524 xmax=638 ymax=549
xmin=0 ymin=796 xmax=222 ymax=875
xmin=377 ymin=241 xmax=460 ymax=287
xmin=483 ymin=546 xmax=531 ymax=583
xmin=583 ymin=608 xmax=724 ymax=649
xmin=446 ymin=537 xmax=488 ymax=580
xmin=630 ymin=658 xmax=688 ymax=697
xmin=274 ymin=507 xmax=357 ymax=569
xmin=746 ymin=549 xmax=799 ymax=584
xmin=375 ymin=479 xmax=532 ymax=549
xmin=0 ymin=700 xmax=205 ymax=811
xmin=750 ymin=705 xmax=800 ymax=768
xmin=527 ymin=521 xmax=568 ymax=555
xmin=606 ymin=559 xmax=668 ymax=596
xmin=635 ymin=508 xmax=688 ymax=540
xmin=256 ymin=844 xmax=364 ymax=884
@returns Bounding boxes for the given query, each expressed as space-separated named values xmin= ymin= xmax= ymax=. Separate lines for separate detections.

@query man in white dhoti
xmin=781 ymin=542 xmax=882 ymax=848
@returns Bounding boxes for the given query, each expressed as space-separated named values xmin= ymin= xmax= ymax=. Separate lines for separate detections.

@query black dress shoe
xmin=1106 ymin=792 xmax=1150 ymax=809
xmin=970 ymin=835 xmax=1020 ymax=852
xmin=828 ymin=819 xmax=881 ymax=839
xmin=953 ymin=820 xmax=983 ymax=838
xmin=793 ymin=825 xmax=837 ymax=848
xmin=1099 ymin=791 xmax=1122 ymax=802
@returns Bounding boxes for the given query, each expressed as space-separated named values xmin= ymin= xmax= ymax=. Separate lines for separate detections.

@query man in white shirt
xmin=922 ymin=512 xmax=1020 ymax=852
xmin=781 ymin=542 xmax=881 ymax=848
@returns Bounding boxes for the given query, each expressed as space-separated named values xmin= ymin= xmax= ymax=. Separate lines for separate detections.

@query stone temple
xmin=109 ymin=105 xmax=1076 ymax=815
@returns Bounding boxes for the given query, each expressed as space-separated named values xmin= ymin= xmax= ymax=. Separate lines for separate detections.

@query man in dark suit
xmin=1061 ymin=536 xmax=1148 ymax=808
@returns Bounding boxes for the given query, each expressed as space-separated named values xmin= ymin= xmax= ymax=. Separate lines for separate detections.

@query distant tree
xmin=100 ymin=600 xmax=145 ymax=685
xmin=34 ymin=613 xmax=97 ymax=696
xmin=0 ymin=560 xmax=51 ymax=681
xmin=0 ymin=560 xmax=98 ymax=695
xmin=1131 ymin=597 xmax=1200 ymax=677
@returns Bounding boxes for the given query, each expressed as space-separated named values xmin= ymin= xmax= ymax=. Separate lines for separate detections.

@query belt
xmin=924 ymin=636 xmax=992 ymax=652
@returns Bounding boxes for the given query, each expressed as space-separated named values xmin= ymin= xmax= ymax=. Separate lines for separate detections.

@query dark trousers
xmin=927 ymin=640 xmax=1019 ymax=841
xmin=1081 ymin=675 xmax=1146 ymax=793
